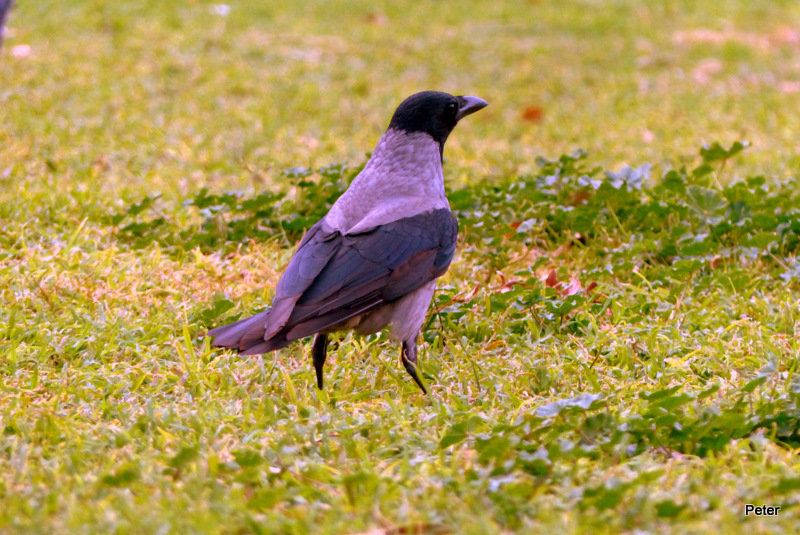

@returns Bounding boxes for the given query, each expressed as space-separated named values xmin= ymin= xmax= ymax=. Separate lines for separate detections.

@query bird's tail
xmin=207 ymin=309 xmax=290 ymax=355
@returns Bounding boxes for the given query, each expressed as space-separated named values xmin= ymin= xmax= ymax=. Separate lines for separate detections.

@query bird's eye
xmin=447 ymin=102 xmax=458 ymax=114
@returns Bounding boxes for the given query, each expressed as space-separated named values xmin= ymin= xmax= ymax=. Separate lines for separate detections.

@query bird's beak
xmin=456 ymin=96 xmax=488 ymax=121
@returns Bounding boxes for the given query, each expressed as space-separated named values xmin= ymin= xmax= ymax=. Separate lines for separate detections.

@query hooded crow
xmin=208 ymin=91 xmax=487 ymax=393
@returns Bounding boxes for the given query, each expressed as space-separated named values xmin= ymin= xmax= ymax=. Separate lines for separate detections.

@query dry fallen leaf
xmin=520 ymin=105 xmax=544 ymax=122
xmin=364 ymin=12 xmax=388 ymax=25
xmin=571 ymin=189 xmax=591 ymax=206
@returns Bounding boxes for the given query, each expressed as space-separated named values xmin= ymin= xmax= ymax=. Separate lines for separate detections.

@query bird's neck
xmin=361 ymin=128 xmax=446 ymax=196
xmin=325 ymin=129 xmax=449 ymax=233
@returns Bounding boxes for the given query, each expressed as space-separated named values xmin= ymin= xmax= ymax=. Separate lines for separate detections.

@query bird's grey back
xmin=325 ymin=129 xmax=450 ymax=234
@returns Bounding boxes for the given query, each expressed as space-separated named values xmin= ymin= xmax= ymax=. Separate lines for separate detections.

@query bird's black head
xmin=388 ymin=91 xmax=488 ymax=157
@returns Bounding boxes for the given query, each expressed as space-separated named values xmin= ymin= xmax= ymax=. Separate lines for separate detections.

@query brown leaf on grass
xmin=503 ymin=220 xmax=523 ymax=239
xmin=520 ymin=106 xmax=544 ymax=122
xmin=492 ymin=270 xmax=524 ymax=292
xmin=571 ymin=189 xmax=591 ymax=206
xmin=500 ymin=279 xmax=524 ymax=292
xmin=364 ymin=12 xmax=388 ymax=25
xmin=432 ymin=284 xmax=481 ymax=313
xmin=544 ymin=269 xmax=558 ymax=288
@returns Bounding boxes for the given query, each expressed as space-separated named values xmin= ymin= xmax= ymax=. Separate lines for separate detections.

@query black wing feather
xmin=289 ymin=209 xmax=456 ymax=322
xmin=210 ymin=208 xmax=458 ymax=353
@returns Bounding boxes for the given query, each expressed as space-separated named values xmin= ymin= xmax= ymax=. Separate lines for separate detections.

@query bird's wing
xmin=210 ymin=208 xmax=457 ymax=354
xmin=207 ymin=220 xmax=336 ymax=350
xmin=284 ymin=208 xmax=458 ymax=338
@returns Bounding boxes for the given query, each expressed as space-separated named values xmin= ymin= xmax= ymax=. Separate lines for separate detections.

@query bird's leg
xmin=312 ymin=333 xmax=328 ymax=390
xmin=401 ymin=338 xmax=427 ymax=394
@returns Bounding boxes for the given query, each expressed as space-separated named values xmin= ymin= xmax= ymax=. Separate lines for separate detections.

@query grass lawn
xmin=2 ymin=1 xmax=800 ymax=533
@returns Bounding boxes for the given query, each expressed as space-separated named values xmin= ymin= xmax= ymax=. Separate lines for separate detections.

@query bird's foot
xmin=312 ymin=333 xmax=328 ymax=390
xmin=401 ymin=340 xmax=427 ymax=394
